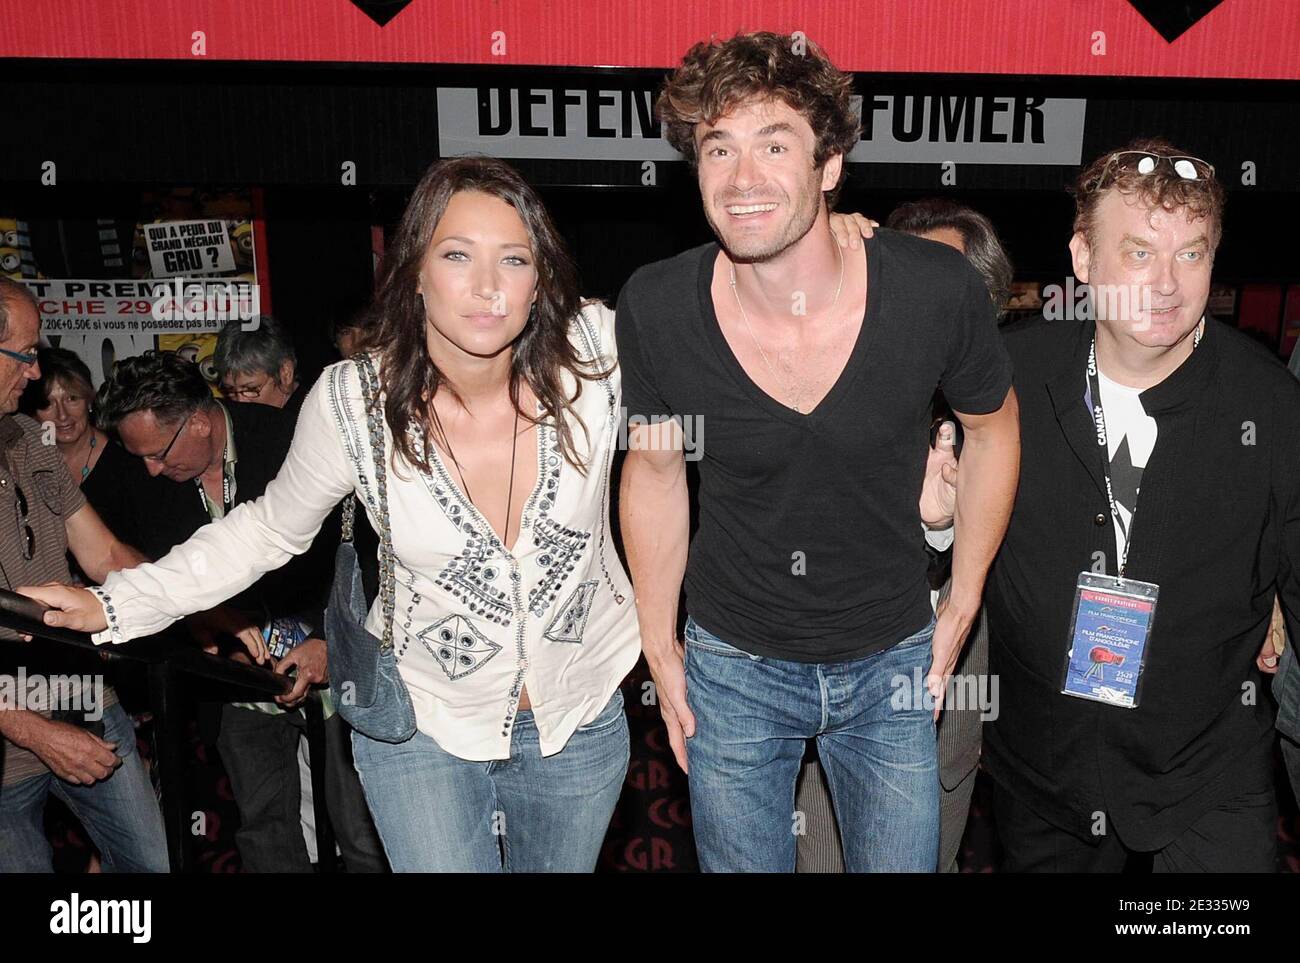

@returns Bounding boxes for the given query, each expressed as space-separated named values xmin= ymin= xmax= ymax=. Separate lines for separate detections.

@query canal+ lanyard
xmin=195 ymin=406 xmax=235 ymax=520
xmin=195 ymin=458 xmax=233 ymax=520
xmin=1084 ymin=319 xmax=1203 ymax=580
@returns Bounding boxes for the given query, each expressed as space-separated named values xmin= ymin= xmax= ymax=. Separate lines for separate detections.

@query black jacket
xmin=983 ymin=315 xmax=1300 ymax=850
xmin=100 ymin=399 xmax=339 ymax=633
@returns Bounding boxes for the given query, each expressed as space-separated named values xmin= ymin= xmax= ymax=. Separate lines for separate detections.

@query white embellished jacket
xmin=90 ymin=303 xmax=641 ymax=760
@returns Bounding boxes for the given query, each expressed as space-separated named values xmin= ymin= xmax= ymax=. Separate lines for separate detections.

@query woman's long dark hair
xmin=358 ymin=156 xmax=610 ymax=476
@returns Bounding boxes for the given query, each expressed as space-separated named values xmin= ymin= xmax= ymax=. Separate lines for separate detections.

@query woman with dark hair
xmin=19 ymin=348 xmax=149 ymax=556
xmin=23 ymin=157 xmax=639 ymax=872
xmin=332 ymin=298 xmax=378 ymax=362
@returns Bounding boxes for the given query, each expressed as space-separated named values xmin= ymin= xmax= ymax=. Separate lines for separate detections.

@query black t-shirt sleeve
xmin=940 ymin=266 xmax=1015 ymax=415
xmin=614 ymin=281 xmax=674 ymax=420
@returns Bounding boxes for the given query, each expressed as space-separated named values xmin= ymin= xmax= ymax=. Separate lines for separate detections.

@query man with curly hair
xmin=616 ymin=32 xmax=1020 ymax=872
xmin=985 ymin=138 xmax=1295 ymax=872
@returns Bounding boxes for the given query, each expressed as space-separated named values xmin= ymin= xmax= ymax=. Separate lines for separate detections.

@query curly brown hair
xmin=1071 ymin=136 xmax=1225 ymax=250
xmin=356 ymin=156 xmax=610 ymax=477
xmin=657 ymin=31 xmax=860 ymax=207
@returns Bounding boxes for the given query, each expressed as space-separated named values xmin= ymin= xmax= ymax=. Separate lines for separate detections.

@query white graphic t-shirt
xmin=1096 ymin=369 xmax=1158 ymax=562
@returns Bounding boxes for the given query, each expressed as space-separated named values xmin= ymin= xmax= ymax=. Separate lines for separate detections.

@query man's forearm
xmin=79 ymin=542 xmax=147 ymax=587
xmin=619 ymin=451 xmax=690 ymax=651
xmin=951 ymin=402 xmax=1020 ymax=612
xmin=103 ymin=540 xmax=148 ymax=580
xmin=0 ymin=707 xmax=39 ymax=747
xmin=66 ymin=504 xmax=150 ymax=585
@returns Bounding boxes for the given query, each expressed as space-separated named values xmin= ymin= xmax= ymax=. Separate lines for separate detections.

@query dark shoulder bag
xmin=324 ymin=353 xmax=417 ymax=743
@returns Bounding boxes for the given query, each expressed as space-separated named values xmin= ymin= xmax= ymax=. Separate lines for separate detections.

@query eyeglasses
xmin=1098 ymin=150 xmax=1215 ymax=186
xmin=144 ymin=414 xmax=191 ymax=465
xmin=0 ymin=346 xmax=38 ymax=366
xmin=14 ymin=483 xmax=34 ymax=561
xmin=222 ymin=379 xmax=269 ymax=401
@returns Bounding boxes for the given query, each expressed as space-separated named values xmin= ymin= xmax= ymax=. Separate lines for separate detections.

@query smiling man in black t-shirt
xmin=616 ymin=32 xmax=1020 ymax=872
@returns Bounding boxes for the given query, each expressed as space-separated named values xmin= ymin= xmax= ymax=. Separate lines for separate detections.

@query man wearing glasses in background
xmin=90 ymin=350 xmax=383 ymax=872
xmin=984 ymin=138 xmax=1299 ymax=871
xmin=211 ymin=314 xmax=384 ymax=871
xmin=213 ymin=315 xmax=303 ymax=417
xmin=0 ymin=277 xmax=167 ymax=871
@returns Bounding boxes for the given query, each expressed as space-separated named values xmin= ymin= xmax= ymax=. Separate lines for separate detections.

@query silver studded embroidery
xmin=570 ymin=311 xmax=626 ymax=605
xmin=434 ymin=531 xmax=513 ymax=626
xmin=420 ymin=615 xmax=502 ymax=681
xmin=409 ymin=425 xmax=499 ymax=544
xmin=535 ymin=424 xmax=563 ymax=516
xmin=528 ymin=516 xmax=590 ymax=616
xmin=524 ymin=413 xmax=591 ymax=616
xmin=394 ymin=550 xmax=419 ymax=660
xmin=88 ymin=586 xmax=124 ymax=643
xmin=406 ymin=427 xmax=513 ymax=627
xmin=327 ymin=363 xmax=375 ymax=512
xmin=544 ymin=579 xmax=598 ymax=644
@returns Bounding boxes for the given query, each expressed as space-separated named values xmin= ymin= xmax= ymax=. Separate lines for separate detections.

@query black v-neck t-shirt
xmin=615 ymin=229 xmax=1013 ymax=662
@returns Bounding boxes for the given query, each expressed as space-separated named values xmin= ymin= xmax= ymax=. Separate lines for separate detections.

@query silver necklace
xmin=728 ymin=237 xmax=845 ymax=414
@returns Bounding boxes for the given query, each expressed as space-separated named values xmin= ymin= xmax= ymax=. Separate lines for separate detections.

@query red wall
xmin=2 ymin=0 xmax=1298 ymax=79
xmin=1239 ymin=284 xmax=1285 ymax=343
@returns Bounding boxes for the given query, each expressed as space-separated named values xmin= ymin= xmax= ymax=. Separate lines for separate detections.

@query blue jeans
xmin=685 ymin=615 xmax=940 ymax=872
xmin=0 ymin=701 xmax=168 ymax=872
xmin=351 ymin=687 xmax=629 ymax=872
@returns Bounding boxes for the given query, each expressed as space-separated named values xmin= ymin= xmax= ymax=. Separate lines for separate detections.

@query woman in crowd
xmin=213 ymin=314 xmax=303 ymax=415
xmin=19 ymin=348 xmax=149 ymax=569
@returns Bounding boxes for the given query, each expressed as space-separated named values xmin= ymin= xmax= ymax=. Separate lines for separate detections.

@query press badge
xmin=1061 ymin=573 xmax=1159 ymax=709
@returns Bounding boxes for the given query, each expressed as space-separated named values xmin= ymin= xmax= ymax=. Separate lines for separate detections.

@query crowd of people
xmin=1 ymin=30 xmax=1297 ymax=873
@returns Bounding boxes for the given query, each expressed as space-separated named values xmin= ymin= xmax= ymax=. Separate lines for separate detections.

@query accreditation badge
xmin=264 ymin=615 xmax=312 ymax=661
xmin=1061 ymin=572 xmax=1159 ymax=709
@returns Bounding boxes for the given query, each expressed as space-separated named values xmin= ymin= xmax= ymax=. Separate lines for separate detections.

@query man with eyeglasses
xmin=211 ymin=312 xmax=381 ymax=868
xmin=89 ymin=350 xmax=384 ymax=873
xmin=983 ymin=137 xmax=1298 ymax=871
xmin=0 ymin=278 xmax=167 ymax=871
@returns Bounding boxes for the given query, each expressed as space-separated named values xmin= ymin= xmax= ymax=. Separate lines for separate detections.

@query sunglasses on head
xmin=1099 ymin=150 xmax=1215 ymax=185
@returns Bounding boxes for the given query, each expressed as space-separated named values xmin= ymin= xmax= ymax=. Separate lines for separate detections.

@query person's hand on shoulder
xmin=828 ymin=211 xmax=878 ymax=250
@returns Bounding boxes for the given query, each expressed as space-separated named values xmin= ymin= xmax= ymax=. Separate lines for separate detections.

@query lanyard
xmin=1085 ymin=321 xmax=1202 ymax=579
xmin=195 ymin=448 xmax=232 ymax=519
